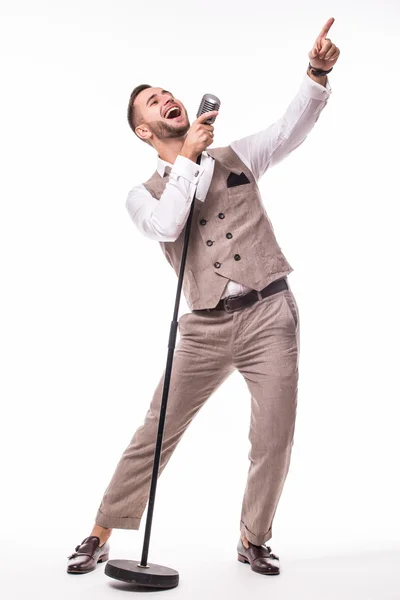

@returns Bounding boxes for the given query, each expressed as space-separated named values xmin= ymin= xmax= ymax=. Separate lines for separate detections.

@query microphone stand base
xmin=105 ymin=559 xmax=179 ymax=589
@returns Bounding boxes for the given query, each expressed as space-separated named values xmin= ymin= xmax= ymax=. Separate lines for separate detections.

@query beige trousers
xmin=95 ymin=284 xmax=300 ymax=546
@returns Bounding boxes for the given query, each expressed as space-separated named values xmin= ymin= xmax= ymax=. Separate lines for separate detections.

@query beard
xmin=146 ymin=108 xmax=190 ymax=140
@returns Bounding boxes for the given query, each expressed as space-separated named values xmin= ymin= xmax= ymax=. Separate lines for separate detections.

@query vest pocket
xmin=227 ymin=181 xmax=257 ymax=195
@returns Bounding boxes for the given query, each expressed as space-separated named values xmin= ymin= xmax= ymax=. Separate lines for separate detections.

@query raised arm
xmin=230 ymin=17 xmax=340 ymax=180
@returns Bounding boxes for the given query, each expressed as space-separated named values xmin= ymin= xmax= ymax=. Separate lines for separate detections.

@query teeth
xmin=165 ymin=106 xmax=180 ymax=118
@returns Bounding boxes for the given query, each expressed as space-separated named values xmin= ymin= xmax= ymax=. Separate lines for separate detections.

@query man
xmin=67 ymin=19 xmax=340 ymax=576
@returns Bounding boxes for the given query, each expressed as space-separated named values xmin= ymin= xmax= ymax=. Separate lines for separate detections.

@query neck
xmin=153 ymin=136 xmax=187 ymax=165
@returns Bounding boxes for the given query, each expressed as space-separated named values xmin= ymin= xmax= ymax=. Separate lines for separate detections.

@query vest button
xmin=206 ymin=240 xmax=214 ymax=246
xmin=226 ymin=232 xmax=232 ymax=239
xmin=234 ymin=254 xmax=241 ymax=261
xmin=214 ymin=262 xmax=221 ymax=268
xmin=218 ymin=212 xmax=225 ymax=219
xmin=200 ymin=218 xmax=207 ymax=225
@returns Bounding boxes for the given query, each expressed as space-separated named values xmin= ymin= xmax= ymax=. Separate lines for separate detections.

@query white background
xmin=1 ymin=1 xmax=399 ymax=598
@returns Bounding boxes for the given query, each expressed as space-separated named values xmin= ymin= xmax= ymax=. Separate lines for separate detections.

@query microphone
xmin=196 ymin=93 xmax=221 ymax=124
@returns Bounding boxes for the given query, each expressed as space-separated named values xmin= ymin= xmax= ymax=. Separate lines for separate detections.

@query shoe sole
xmin=67 ymin=553 xmax=109 ymax=574
xmin=237 ymin=553 xmax=280 ymax=575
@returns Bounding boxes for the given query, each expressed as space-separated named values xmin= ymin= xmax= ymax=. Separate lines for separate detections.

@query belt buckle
xmin=223 ymin=295 xmax=242 ymax=313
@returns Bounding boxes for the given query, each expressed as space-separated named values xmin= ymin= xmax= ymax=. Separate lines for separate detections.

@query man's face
xmin=134 ymin=87 xmax=190 ymax=143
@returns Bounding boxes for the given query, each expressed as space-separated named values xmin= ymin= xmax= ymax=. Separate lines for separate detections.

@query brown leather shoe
xmin=237 ymin=538 xmax=280 ymax=575
xmin=67 ymin=536 xmax=110 ymax=574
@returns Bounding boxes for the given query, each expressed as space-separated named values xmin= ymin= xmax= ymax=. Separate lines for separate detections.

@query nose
xmin=162 ymin=97 xmax=177 ymax=114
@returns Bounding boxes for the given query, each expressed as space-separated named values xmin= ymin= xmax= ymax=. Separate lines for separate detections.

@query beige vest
xmin=142 ymin=145 xmax=293 ymax=310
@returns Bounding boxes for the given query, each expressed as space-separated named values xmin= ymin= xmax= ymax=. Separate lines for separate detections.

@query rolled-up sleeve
xmin=230 ymin=73 xmax=332 ymax=180
xmin=125 ymin=155 xmax=205 ymax=241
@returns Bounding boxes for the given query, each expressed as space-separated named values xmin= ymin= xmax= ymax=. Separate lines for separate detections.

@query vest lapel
xmin=206 ymin=147 xmax=244 ymax=176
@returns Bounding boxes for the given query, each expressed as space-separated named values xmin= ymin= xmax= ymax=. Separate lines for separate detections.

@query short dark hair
xmin=127 ymin=84 xmax=152 ymax=143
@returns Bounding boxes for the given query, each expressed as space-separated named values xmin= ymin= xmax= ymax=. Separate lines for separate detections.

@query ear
xmin=136 ymin=125 xmax=152 ymax=143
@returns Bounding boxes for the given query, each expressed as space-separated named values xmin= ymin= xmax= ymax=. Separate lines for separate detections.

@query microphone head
xmin=196 ymin=93 xmax=221 ymax=124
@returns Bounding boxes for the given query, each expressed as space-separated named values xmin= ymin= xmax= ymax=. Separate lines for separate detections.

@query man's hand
xmin=308 ymin=17 xmax=340 ymax=70
xmin=179 ymin=111 xmax=219 ymax=163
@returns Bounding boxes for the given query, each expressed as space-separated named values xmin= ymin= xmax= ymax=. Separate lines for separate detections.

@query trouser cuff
xmin=95 ymin=508 xmax=141 ymax=530
xmin=240 ymin=520 xmax=272 ymax=546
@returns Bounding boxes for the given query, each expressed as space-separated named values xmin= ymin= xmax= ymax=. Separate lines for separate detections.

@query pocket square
xmin=227 ymin=171 xmax=251 ymax=188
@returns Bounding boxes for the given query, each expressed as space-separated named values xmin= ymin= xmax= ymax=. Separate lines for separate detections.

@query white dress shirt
xmin=126 ymin=73 xmax=332 ymax=299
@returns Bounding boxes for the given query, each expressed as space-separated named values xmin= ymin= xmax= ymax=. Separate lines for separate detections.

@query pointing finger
xmin=317 ymin=17 xmax=335 ymax=42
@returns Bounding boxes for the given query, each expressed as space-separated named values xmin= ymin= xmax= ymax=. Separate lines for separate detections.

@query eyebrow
xmin=146 ymin=90 xmax=172 ymax=107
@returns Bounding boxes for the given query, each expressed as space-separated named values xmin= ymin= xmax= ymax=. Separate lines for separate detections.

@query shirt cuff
xmin=300 ymin=71 xmax=332 ymax=100
xmin=170 ymin=154 xmax=205 ymax=184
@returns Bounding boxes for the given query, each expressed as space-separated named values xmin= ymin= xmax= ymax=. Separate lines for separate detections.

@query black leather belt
xmin=193 ymin=277 xmax=289 ymax=313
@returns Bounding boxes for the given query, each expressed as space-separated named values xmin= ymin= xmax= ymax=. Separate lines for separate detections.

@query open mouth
xmin=164 ymin=106 xmax=182 ymax=120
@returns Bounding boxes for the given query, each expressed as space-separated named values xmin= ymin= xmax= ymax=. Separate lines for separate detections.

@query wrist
xmin=178 ymin=147 xmax=197 ymax=163
xmin=307 ymin=69 xmax=327 ymax=86
xmin=307 ymin=62 xmax=332 ymax=86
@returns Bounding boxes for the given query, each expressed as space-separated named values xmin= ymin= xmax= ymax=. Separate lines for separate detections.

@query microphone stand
xmin=104 ymin=153 xmax=201 ymax=590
